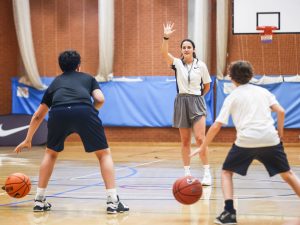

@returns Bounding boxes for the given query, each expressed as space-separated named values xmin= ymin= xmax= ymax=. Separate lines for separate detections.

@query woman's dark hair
xmin=228 ymin=60 xmax=254 ymax=84
xmin=58 ymin=50 xmax=81 ymax=72
xmin=180 ymin=39 xmax=197 ymax=60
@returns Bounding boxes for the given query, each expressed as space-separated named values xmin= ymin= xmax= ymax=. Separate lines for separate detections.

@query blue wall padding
xmin=12 ymin=76 xmax=215 ymax=127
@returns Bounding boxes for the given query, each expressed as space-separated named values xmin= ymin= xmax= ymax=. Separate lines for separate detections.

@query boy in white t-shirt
xmin=191 ymin=60 xmax=300 ymax=224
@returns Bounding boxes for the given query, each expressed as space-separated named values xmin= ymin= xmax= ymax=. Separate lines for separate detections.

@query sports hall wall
xmin=0 ymin=0 xmax=299 ymax=143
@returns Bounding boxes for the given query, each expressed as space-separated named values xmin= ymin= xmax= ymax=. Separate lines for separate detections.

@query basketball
xmin=4 ymin=173 xmax=31 ymax=198
xmin=172 ymin=176 xmax=202 ymax=205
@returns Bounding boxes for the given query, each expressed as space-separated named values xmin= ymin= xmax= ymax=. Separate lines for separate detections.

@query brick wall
xmin=30 ymin=0 xmax=99 ymax=76
xmin=114 ymin=0 xmax=188 ymax=76
xmin=226 ymin=0 xmax=300 ymax=75
xmin=0 ymin=0 xmax=299 ymax=143
xmin=65 ymin=127 xmax=300 ymax=143
xmin=0 ymin=1 xmax=18 ymax=114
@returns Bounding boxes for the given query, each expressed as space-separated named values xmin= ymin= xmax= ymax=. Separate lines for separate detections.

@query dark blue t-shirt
xmin=41 ymin=71 xmax=100 ymax=108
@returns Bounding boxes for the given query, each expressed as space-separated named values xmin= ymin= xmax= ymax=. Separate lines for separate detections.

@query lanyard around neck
xmin=185 ymin=60 xmax=194 ymax=84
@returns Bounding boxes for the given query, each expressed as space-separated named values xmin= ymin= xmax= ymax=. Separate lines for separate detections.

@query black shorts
xmin=222 ymin=142 xmax=290 ymax=177
xmin=47 ymin=103 xmax=108 ymax=152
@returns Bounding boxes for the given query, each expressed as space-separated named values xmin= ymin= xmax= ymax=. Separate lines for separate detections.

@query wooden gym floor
xmin=0 ymin=142 xmax=300 ymax=225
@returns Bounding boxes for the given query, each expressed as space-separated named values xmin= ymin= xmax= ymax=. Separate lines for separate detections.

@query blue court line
xmin=0 ymin=166 xmax=137 ymax=207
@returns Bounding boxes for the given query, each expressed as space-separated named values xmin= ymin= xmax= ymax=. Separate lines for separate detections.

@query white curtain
xmin=95 ymin=0 xmax=114 ymax=82
xmin=12 ymin=0 xmax=44 ymax=90
xmin=216 ymin=0 xmax=229 ymax=79
xmin=188 ymin=0 xmax=211 ymax=68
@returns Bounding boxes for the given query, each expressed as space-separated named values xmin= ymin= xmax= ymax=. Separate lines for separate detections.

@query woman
xmin=161 ymin=22 xmax=212 ymax=186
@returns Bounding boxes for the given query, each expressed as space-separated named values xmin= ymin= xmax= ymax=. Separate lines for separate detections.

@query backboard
xmin=232 ymin=0 xmax=300 ymax=34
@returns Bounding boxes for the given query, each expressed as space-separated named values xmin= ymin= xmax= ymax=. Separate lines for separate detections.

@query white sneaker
xmin=33 ymin=199 xmax=51 ymax=212
xmin=106 ymin=195 xmax=129 ymax=214
xmin=201 ymin=172 xmax=212 ymax=186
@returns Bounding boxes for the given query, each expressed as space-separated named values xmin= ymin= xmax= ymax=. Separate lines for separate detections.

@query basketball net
xmin=256 ymin=26 xmax=277 ymax=43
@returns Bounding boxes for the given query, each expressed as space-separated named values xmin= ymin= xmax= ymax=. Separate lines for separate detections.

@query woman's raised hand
xmin=163 ymin=22 xmax=175 ymax=38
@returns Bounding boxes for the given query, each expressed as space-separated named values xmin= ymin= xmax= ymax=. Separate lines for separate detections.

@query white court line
xmin=237 ymin=198 xmax=299 ymax=202
xmin=70 ymin=159 xmax=165 ymax=180
xmin=215 ymin=193 xmax=299 ymax=201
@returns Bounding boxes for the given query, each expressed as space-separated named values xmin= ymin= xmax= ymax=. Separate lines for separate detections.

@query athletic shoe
xmin=106 ymin=195 xmax=129 ymax=214
xmin=33 ymin=199 xmax=52 ymax=212
xmin=214 ymin=210 xmax=237 ymax=224
xmin=201 ymin=171 xmax=212 ymax=186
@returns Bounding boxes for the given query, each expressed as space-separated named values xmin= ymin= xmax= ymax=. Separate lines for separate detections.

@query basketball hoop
xmin=256 ymin=26 xmax=278 ymax=43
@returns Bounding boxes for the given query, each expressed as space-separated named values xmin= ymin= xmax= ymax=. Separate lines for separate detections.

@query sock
xmin=203 ymin=165 xmax=210 ymax=174
xmin=35 ymin=187 xmax=46 ymax=201
xmin=106 ymin=188 xmax=118 ymax=202
xmin=224 ymin=199 xmax=236 ymax=213
xmin=203 ymin=165 xmax=210 ymax=170
xmin=184 ymin=166 xmax=191 ymax=175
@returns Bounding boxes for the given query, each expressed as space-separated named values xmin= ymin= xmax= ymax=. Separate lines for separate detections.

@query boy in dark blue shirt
xmin=15 ymin=50 xmax=129 ymax=214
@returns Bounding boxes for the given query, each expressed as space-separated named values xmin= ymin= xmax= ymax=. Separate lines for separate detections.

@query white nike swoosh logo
xmin=0 ymin=124 xmax=30 ymax=137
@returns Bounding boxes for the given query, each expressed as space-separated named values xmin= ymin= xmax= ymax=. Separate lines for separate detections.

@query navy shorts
xmin=222 ymin=142 xmax=290 ymax=177
xmin=47 ymin=103 xmax=108 ymax=152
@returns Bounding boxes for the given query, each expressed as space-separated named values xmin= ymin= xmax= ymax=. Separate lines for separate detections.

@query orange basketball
xmin=172 ymin=176 xmax=202 ymax=205
xmin=4 ymin=173 xmax=31 ymax=198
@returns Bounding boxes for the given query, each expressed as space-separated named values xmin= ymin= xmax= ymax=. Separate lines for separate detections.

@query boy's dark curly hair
xmin=228 ymin=60 xmax=253 ymax=84
xmin=58 ymin=50 xmax=81 ymax=72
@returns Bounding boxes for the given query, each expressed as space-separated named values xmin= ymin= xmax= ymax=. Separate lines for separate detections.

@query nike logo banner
xmin=0 ymin=124 xmax=30 ymax=137
xmin=0 ymin=114 xmax=47 ymax=146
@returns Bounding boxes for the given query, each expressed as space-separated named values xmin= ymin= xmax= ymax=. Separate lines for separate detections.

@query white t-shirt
xmin=216 ymin=83 xmax=280 ymax=147
xmin=173 ymin=58 xmax=211 ymax=95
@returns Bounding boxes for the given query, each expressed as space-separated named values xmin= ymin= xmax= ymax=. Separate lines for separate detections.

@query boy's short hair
xmin=58 ymin=50 xmax=81 ymax=72
xmin=228 ymin=60 xmax=253 ymax=84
